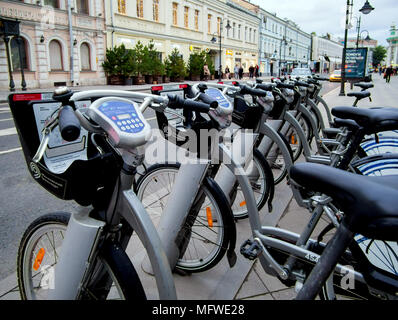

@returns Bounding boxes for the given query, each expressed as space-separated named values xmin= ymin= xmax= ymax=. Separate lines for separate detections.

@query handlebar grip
xmin=276 ymin=82 xmax=295 ymax=89
xmin=198 ymin=93 xmax=218 ymax=109
xmin=59 ymin=105 xmax=81 ymax=142
xmin=295 ymin=81 xmax=310 ymax=87
xmin=256 ymin=83 xmax=275 ymax=91
xmin=167 ymin=94 xmax=210 ymax=113
xmin=240 ymin=85 xmax=268 ymax=97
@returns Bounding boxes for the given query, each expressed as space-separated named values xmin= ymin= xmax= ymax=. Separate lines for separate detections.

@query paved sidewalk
xmin=1 ymin=73 xmax=397 ymax=300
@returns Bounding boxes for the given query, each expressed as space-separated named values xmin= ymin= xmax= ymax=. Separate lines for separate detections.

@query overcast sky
xmin=249 ymin=0 xmax=396 ymax=46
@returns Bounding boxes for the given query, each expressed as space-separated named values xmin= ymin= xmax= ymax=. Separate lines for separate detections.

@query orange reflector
xmin=240 ymin=201 xmax=246 ymax=207
xmin=291 ymin=134 xmax=297 ymax=145
xmin=206 ymin=207 xmax=213 ymax=228
xmin=33 ymin=248 xmax=46 ymax=271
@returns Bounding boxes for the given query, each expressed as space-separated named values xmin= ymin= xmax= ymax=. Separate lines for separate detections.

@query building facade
xmin=312 ymin=34 xmax=343 ymax=74
xmin=106 ymin=0 xmax=259 ymax=77
xmin=0 ymin=0 xmax=106 ymax=91
xmin=386 ymin=24 xmax=398 ymax=66
xmin=257 ymin=10 xmax=311 ymax=77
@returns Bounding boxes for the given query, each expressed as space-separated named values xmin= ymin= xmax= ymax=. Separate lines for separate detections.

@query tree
xmin=372 ymin=45 xmax=387 ymax=67
xmin=164 ymin=48 xmax=186 ymax=80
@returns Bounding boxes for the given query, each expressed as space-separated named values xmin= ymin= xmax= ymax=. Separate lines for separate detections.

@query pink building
xmin=0 ymin=0 xmax=106 ymax=91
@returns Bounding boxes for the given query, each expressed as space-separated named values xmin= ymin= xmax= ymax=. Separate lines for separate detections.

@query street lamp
xmin=210 ymin=19 xmax=231 ymax=81
xmin=278 ymin=37 xmax=288 ymax=77
xmin=339 ymin=0 xmax=374 ymax=96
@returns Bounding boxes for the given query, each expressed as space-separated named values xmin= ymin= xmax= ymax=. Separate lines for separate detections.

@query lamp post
xmin=278 ymin=37 xmax=288 ymax=77
xmin=211 ymin=19 xmax=231 ymax=81
xmin=339 ymin=0 xmax=374 ymax=96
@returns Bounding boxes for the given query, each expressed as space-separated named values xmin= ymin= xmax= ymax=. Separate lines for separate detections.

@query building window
xmin=172 ymin=2 xmax=178 ymax=26
xmin=232 ymin=22 xmax=236 ymax=38
xmin=245 ymin=26 xmax=248 ymax=41
xmin=49 ymin=40 xmax=63 ymax=71
xmin=217 ymin=17 xmax=221 ymax=36
xmin=118 ymin=0 xmax=126 ymax=14
xmin=194 ymin=10 xmax=199 ymax=30
xmin=153 ymin=0 xmax=159 ymax=21
xmin=249 ymin=28 xmax=252 ymax=42
xmin=43 ymin=0 xmax=59 ymax=8
xmin=11 ymin=37 xmax=29 ymax=71
xmin=137 ymin=0 xmax=143 ymax=18
xmin=253 ymin=30 xmax=256 ymax=43
xmin=184 ymin=6 xmax=189 ymax=28
xmin=80 ymin=42 xmax=91 ymax=71
xmin=76 ymin=0 xmax=88 ymax=14
xmin=238 ymin=24 xmax=241 ymax=39
xmin=207 ymin=14 xmax=212 ymax=34
xmin=226 ymin=20 xmax=230 ymax=37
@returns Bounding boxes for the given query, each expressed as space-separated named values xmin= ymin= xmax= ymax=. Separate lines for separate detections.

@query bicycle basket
xmin=232 ymin=95 xmax=263 ymax=129
xmin=8 ymin=93 xmax=122 ymax=207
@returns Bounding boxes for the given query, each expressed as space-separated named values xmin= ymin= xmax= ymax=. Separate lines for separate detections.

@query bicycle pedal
xmin=240 ymin=239 xmax=262 ymax=260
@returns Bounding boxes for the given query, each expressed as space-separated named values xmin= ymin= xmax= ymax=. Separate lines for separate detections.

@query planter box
xmin=163 ymin=76 xmax=170 ymax=83
xmin=133 ymin=76 xmax=145 ymax=85
xmin=190 ymin=75 xmax=200 ymax=81
xmin=144 ymin=75 xmax=153 ymax=84
xmin=107 ymin=75 xmax=125 ymax=85
xmin=125 ymin=78 xmax=133 ymax=85
xmin=153 ymin=75 xmax=163 ymax=84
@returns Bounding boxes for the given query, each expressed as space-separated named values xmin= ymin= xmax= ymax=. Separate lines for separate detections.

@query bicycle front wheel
xmin=17 ymin=212 xmax=145 ymax=300
xmin=136 ymin=163 xmax=231 ymax=272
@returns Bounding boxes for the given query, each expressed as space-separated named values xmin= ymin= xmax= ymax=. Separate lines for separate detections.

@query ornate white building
xmin=312 ymin=34 xmax=343 ymax=74
xmin=105 ymin=0 xmax=259 ymax=76
xmin=0 ymin=0 xmax=106 ymax=90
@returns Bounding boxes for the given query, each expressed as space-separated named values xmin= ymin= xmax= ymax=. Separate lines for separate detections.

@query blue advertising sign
xmin=345 ymin=48 xmax=368 ymax=78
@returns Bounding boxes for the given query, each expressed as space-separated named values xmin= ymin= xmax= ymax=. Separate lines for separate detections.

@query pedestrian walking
xmin=225 ymin=66 xmax=230 ymax=79
xmin=239 ymin=66 xmax=243 ymax=79
xmin=255 ymin=64 xmax=259 ymax=78
xmin=248 ymin=65 xmax=254 ymax=78
xmin=385 ymin=65 xmax=393 ymax=83
xmin=203 ymin=64 xmax=210 ymax=81
xmin=234 ymin=64 xmax=239 ymax=79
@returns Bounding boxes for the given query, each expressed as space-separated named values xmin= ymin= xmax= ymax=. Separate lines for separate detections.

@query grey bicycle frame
xmin=48 ymin=91 xmax=177 ymax=300
xmin=217 ymin=143 xmax=365 ymax=286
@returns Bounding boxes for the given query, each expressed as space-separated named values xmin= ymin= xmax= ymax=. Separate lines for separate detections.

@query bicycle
xmin=11 ymin=88 xmax=221 ymax=299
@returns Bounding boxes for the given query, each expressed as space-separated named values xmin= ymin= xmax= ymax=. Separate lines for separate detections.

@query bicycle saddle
xmin=346 ymin=91 xmax=370 ymax=99
xmin=289 ymin=162 xmax=398 ymax=241
xmin=331 ymin=106 xmax=398 ymax=134
xmin=333 ymin=118 xmax=360 ymax=132
xmin=354 ymin=83 xmax=374 ymax=90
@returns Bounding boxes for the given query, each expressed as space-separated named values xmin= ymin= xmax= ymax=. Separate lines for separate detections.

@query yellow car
xmin=329 ymin=70 xmax=341 ymax=82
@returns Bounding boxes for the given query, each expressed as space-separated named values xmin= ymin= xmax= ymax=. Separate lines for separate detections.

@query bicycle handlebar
xmin=197 ymin=92 xmax=218 ymax=109
xmin=58 ymin=105 xmax=81 ymax=142
xmin=239 ymin=85 xmax=268 ymax=97
xmin=167 ymin=94 xmax=212 ymax=113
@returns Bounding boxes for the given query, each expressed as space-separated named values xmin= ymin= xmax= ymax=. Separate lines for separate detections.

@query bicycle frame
xmin=48 ymin=92 xmax=177 ymax=300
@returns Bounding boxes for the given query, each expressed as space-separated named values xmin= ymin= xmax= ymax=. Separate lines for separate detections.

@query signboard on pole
xmin=345 ymin=47 xmax=368 ymax=79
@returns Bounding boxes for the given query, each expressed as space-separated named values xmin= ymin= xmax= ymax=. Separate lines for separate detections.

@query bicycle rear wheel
xmin=136 ymin=164 xmax=232 ymax=272
xmin=17 ymin=212 xmax=145 ymax=300
xmin=230 ymin=148 xmax=274 ymax=219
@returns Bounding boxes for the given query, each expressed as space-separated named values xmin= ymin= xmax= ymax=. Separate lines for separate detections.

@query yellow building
xmin=105 ymin=0 xmax=259 ymax=76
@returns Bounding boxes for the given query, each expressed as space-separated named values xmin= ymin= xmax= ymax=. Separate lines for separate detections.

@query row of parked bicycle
xmin=9 ymin=73 xmax=398 ymax=300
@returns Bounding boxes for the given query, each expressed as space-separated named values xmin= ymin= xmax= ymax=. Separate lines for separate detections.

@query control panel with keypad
xmin=87 ymin=97 xmax=152 ymax=149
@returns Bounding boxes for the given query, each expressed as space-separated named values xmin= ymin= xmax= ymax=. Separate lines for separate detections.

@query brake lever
xmin=32 ymin=118 xmax=59 ymax=163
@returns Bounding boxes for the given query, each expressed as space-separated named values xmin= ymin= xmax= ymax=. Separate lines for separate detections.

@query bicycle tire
xmin=285 ymin=123 xmax=304 ymax=162
xmin=229 ymin=148 xmax=275 ymax=219
xmin=265 ymin=131 xmax=294 ymax=185
xmin=135 ymin=163 xmax=233 ymax=273
xmin=17 ymin=212 xmax=145 ymax=300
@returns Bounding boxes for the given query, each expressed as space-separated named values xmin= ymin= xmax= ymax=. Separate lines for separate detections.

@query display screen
xmin=117 ymin=113 xmax=131 ymax=120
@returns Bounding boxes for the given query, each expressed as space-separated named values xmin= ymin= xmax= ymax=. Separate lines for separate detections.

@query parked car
xmin=289 ymin=67 xmax=312 ymax=79
xmin=329 ymin=70 xmax=341 ymax=82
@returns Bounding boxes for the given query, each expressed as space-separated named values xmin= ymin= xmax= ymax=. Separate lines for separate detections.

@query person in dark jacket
xmin=385 ymin=66 xmax=393 ymax=83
